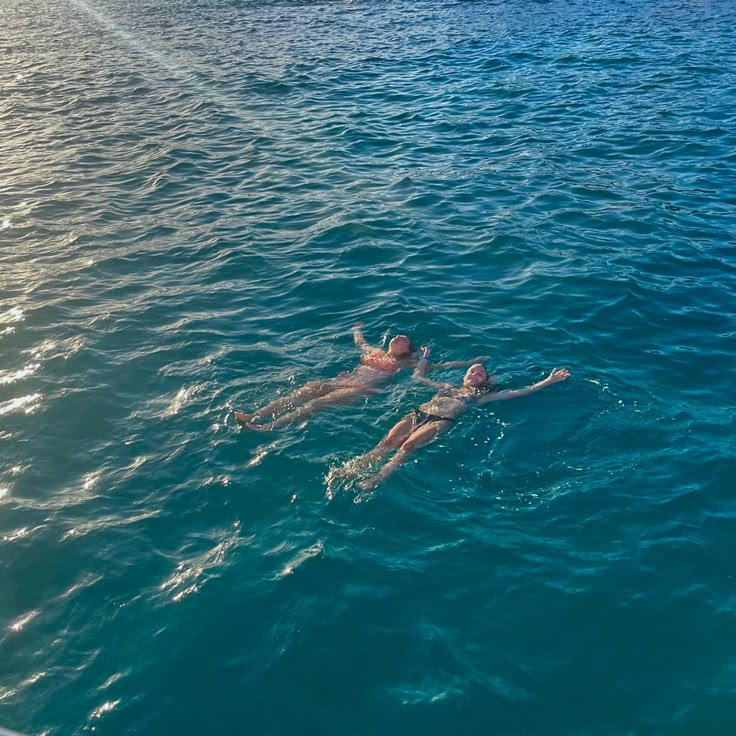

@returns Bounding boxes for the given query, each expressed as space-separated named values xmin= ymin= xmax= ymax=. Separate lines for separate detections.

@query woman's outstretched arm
xmin=479 ymin=368 xmax=570 ymax=403
xmin=412 ymin=347 xmax=455 ymax=390
xmin=352 ymin=323 xmax=378 ymax=352
xmin=429 ymin=355 xmax=490 ymax=371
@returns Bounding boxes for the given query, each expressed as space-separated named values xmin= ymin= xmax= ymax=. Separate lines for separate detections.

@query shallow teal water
xmin=2 ymin=0 xmax=736 ymax=733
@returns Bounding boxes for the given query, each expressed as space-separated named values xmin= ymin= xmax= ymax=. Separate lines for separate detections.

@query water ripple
xmin=2 ymin=0 xmax=736 ymax=734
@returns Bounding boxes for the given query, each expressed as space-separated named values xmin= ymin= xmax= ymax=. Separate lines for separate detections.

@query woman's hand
xmin=473 ymin=355 xmax=490 ymax=364
xmin=353 ymin=323 xmax=369 ymax=349
xmin=545 ymin=368 xmax=570 ymax=384
xmin=413 ymin=346 xmax=431 ymax=378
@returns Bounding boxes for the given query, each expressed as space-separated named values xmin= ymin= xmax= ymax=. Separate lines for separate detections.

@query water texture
xmin=1 ymin=0 xmax=736 ymax=733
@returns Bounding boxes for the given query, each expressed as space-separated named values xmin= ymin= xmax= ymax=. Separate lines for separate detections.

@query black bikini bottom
xmin=411 ymin=409 xmax=455 ymax=429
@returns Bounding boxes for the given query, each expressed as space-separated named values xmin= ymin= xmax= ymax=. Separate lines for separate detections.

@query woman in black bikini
xmin=341 ymin=348 xmax=569 ymax=492
xmin=235 ymin=326 xmax=487 ymax=431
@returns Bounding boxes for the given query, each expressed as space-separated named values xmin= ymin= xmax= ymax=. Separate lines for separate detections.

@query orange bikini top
xmin=361 ymin=351 xmax=400 ymax=373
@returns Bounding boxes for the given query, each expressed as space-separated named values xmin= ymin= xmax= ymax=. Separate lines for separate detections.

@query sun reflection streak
xmin=66 ymin=0 xmax=270 ymax=133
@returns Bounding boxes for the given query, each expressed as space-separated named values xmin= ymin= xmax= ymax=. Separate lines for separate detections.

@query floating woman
xmin=338 ymin=348 xmax=570 ymax=492
xmin=234 ymin=325 xmax=488 ymax=431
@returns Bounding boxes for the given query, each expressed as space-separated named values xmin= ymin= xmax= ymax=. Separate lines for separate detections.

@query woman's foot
xmin=234 ymin=411 xmax=272 ymax=431
xmin=234 ymin=411 xmax=253 ymax=426
xmin=356 ymin=476 xmax=379 ymax=493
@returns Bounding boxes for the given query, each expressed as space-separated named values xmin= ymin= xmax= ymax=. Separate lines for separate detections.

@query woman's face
xmin=387 ymin=335 xmax=411 ymax=357
xmin=464 ymin=363 xmax=489 ymax=387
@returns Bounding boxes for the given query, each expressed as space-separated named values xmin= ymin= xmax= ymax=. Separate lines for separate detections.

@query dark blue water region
xmin=1 ymin=0 xmax=736 ymax=735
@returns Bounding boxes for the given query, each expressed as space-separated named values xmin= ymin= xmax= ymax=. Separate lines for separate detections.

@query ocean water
xmin=2 ymin=0 xmax=736 ymax=733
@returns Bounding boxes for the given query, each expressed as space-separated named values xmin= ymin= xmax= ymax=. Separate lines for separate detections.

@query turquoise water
xmin=2 ymin=0 xmax=736 ymax=733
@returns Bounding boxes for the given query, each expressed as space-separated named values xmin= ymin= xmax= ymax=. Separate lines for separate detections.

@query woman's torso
xmin=339 ymin=351 xmax=413 ymax=386
xmin=419 ymin=387 xmax=480 ymax=419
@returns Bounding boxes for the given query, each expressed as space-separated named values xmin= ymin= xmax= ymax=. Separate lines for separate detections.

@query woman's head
xmin=387 ymin=334 xmax=416 ymax=357
xmin=463 ymin=363 xmax=493 ymax=392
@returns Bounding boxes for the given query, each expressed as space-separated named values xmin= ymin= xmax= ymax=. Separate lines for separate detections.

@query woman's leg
xmin=358 ymin=420 xmax=453 ymax=491
xmin=335 ymin=415 xmax=415 ymax=477
xmin=235 ymin=380 xmax=334 ymax=425
xmin=255 ymin=386 xmax=371 ymax=430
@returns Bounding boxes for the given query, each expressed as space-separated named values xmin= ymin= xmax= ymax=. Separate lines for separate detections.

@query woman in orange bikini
xmin=234 ymin=324 xmax=487 ymax=431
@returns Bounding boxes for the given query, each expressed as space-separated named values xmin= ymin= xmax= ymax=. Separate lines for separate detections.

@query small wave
xmin=61 ymin=510 xmax=159 ymax=541
xmin=161 ymin=383 xmax=203 ymax=417
xmin=0 ymin=307 xmax=24 ymax=324
xmin=0 ymin=393 xmax=42 ymax=416
xmin=276 ymin=541 xmax=324 ymax=578
xmin=0 ymin=363 xmax=40 ymax=386
xmin=160 ymin=522 xmax=245 ymax=603
xmin=8 ymin=609 xmax=40 ymax=632
xmin=88 ymin=699 xmax=121 ymax=721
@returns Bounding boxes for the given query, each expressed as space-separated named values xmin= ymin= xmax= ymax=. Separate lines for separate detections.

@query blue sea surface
xmin=2 ymin=0 xmax=736 ymax=733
